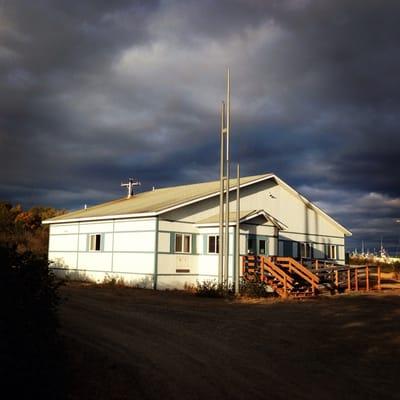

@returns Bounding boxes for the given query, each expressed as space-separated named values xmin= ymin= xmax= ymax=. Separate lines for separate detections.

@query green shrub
xmin=194 ymin=280 xmax=232 ymax=298
xmin=102 ymin=274 xmax=126 ymax=287
xmin=239 ymin=278 xmax=271 ymax=298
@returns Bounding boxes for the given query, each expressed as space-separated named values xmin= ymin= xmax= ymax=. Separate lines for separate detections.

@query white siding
xmin=159 ymin=219 xmax=197 ymax=233
xmin=78 ymin=235 xmax=87 ymax=251
xmin=78 ymin=252 xmax=113 ymax=271
xmin=163 ymin=179 xmax=347 ymax=240
xmin=158 ymin=232 xmax=171 ymax=253
xmin=103 ymin=233 xmax=113 ymax=252
xmin=162 ymin=178 xmax=347 ymax=262
xmin=113 ymin=231 xmax=155 ymax=252
xmin=49 ymin=251 xmax=77 ymax=269
xmin=114 ymin=219 xmax=156 ymax=232
xmin=48 ymin=218 xmax=157 ymax=284
xmin=112 ymin=252 xmax=154 ymax=274
xmin=51 ymin=224 xmax=79 ymax=235
xmin=157 ymin=254 xmax=198 ymax=275
xmin=79 ymin=222 xmax=114 ymax=234
xmin=49 ymin=235 xmax=78 ymax=252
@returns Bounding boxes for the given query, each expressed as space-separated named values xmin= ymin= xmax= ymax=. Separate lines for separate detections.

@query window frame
xmin=258 ymin=239 xmax=266 ymax=255
xmin=247 ymin=235 xmax=256 ymax=255
xmin=326 ymin=244 xmax=336 ymax=260
xmin=283 ymin=241 xmax=293 ymax=257
xmin=175 ymin=233 xmax=192 ymax=254
xmin=207 ymin=235 xmax=220 ymax=254
xmin=89 ymin=233 xmax=101 ymax=252
xmin=300 ymin=242 xmax=312 ymax=259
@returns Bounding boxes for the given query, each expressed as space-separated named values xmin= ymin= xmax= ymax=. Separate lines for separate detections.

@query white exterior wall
xmin=48 ymin=176 xmax=349 ymax=290
xmin=240 ymin=218 xmax=278 ymax=256
xmin=48 ymin=218 xmax=156 ymax=287
xmin=162 ymin=178 xmax=348 ymax=263
xmin=196 ymin=226 xmax=235 ymax=282
xmin=156 ymin=219 xmax=199 ymax=289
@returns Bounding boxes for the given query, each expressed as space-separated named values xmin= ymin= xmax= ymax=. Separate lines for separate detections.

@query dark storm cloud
xmin=1 ymin=0 xmax=399 ymax=251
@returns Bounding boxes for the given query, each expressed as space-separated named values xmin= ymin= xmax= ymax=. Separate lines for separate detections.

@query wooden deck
xmin=242 ymin=256 xmax=383 ymax=298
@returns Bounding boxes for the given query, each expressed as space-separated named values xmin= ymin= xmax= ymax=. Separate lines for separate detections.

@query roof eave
xmin=42 ymin=211 xmax=158 ymax=225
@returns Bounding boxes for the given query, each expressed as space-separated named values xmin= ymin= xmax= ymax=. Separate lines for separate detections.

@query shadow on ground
xmin=60 ymin=284 xmax=400 ymax=400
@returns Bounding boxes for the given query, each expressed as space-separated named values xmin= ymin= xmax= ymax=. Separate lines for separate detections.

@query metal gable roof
xmin=43 ymin=173 xmax=273 ymax=223
xmin=42 ymin=172 xmax=352 ymax=236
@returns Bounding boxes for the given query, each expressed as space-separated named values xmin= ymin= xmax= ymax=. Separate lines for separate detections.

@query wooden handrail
xmin=263 ymin=258 xmax=295 ymax=288
xmin=276 ymin=257 xmax=320 ymax=288
xmin=242 ymin=256 xmax=381 ymax=296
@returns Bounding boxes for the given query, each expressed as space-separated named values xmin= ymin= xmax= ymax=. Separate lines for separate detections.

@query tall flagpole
xmin=218 ymin=101 xmax=225 ymax=284
xmin=223 ymin=69 xmax=230 ymax=285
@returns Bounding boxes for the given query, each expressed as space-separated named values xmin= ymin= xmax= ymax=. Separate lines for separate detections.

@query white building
xmin=43 ymin=173 xmax=351 ymax=289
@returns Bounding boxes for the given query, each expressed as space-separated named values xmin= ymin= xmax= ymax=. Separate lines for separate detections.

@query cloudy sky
xmin=1 ymin=0 xmax=399 ymax=252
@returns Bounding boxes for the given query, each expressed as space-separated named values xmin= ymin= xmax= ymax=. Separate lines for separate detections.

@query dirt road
xmin=60 ymin=284 xmax=400 ymax=400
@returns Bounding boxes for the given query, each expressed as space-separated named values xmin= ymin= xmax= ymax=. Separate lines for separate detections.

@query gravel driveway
xmin=60 ymin=283 xmax=400 ymax=400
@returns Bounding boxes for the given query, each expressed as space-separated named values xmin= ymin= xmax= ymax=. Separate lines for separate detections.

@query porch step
xmin=243 ymin=255 xmax=319 ymax=299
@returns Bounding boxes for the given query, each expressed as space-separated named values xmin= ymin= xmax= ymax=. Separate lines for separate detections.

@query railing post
xmin=261 ymin=257 xmax=264 ymax=282
xmin=347 ymin=269 xmax=351 ymax=292
xmin=316 ymin=259 xmax=319 ymax=270
xmin=355 ymin=268 xmax=358 ymax=291
xmin=365 ymin=266 xmax=370 ymax=291
xmin=377 ymin=265 xmax=381 ymax=290
xmin=283 ymin=274 xmax=288 ymax=298
xmin=335 ymin=270 xmax=339 ymax=291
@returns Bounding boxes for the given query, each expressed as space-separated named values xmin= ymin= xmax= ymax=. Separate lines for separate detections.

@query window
xmin=89 ymin=234 xmax=101 ymax=251
xmin=300 ymin=242 xmax=312 ymax=259
xmin=208 ymin=235 xmax=220 ymax=253
xmin=259 ymin=239 xmax=266 ymax=254
xmin=326 ymin=244 xmax=336 ymax=259
xmin=247 ymin=237 xmax=256 ymax=254
xmin=175 ymin=233 xmax=191 ymax=253
xmin=283 ymin=241 xmax=293 ymax=257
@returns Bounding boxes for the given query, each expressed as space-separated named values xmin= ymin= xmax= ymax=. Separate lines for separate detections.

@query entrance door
xmin=247 ymin=235 xmax=269 ymax=256
xmin=257 ymin=236 xmax=268 ymax=256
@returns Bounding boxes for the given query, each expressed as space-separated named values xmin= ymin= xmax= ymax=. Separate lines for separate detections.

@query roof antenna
xmin=121 ymin=178 xmax=141 ymax=199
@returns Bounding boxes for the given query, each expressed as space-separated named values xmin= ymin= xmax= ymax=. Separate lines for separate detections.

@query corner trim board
xmin=153 ymin=216 xmax=159 ymax=289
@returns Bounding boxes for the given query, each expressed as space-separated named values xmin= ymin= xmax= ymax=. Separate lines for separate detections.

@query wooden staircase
xmin=243 ymin=256 xmax=320 ymax=298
